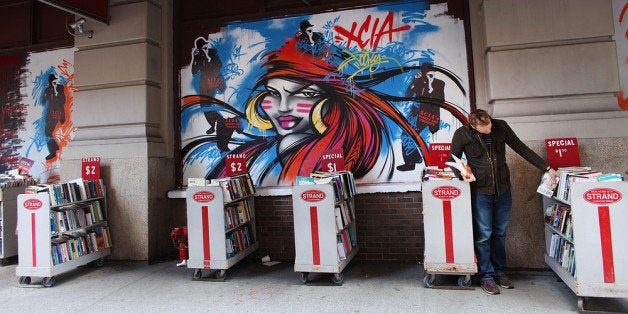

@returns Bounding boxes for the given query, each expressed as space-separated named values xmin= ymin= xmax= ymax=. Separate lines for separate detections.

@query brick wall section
xmin=253 ymin=191 xmax=424 ymax=262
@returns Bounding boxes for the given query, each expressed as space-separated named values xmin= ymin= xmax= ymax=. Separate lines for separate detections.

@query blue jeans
xmin=471 ymin=189 xmax=512 ymax=281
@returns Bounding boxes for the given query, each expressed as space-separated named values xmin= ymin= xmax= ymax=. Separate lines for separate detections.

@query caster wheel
xmin=423 ymin=274 xmax=435 ymax=288
xmin=42 ymin=276 xmax=55 ymax=288
xmin=93 ymin=258 xmax=105 ymax=268
xmin=193 ymin=269 xmax=202 ymax=279
xmin=298 ymin=272 xmax=308 ymax=284
xmin=19 ymin=276 xmax=31 ymax=285
xmin=577 ymin=297 xmax=587 ymax=311
xmin=332 ymin=273 xmax=344 ymax=285
xmin=216 ymin=270 xmax=227 ymax=280
xmin=458 ymin=275 xmax=472 ymax=287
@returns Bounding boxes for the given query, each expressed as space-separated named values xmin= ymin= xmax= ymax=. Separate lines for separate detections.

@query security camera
xmin=69 ymin=18 xmax=86 ymax=30
xmin=66 ymin=17 xmax=93 ymax=39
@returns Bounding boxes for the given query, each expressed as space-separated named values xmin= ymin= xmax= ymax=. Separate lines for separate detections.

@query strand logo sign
xmin=193 ymin=191 xmax=215 ymax=203
xmin=432 ymin=186 xmax=461 ymax=200
xmin=301 ymin=190 xmax=326 ymax=202
xmin=23 ymin=198 xmax=43 ymax=210
xmin=583 ymin=188 xmax=622 ymax=205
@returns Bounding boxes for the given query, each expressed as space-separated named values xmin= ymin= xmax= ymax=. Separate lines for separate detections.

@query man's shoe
xmin=495 ymin=274 xmax=514 ymax=289
xmin=480 ymin=279 xmax=500 ymax=295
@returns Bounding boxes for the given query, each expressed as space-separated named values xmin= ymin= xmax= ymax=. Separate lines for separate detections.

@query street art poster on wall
xmin=0 ymin=48 xmax=76 ymax=183
xmin=614 ymin=0 xmax=628 ymax=110
xmin=180 ymin=0 xmax=471 ymax=193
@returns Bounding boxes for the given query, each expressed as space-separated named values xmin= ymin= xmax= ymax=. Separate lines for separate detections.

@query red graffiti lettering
xmin=334 ymin=12 xmax=411 ymax=50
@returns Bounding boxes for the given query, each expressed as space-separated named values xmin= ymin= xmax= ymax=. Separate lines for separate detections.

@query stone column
xmin=61 ymin=0 xmax=176 ymax=261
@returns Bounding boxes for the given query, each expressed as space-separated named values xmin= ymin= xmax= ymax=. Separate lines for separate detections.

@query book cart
xmin=185 ymin=172 xmax=258 ymax=281
xmin=292 ymin=171 xmax=357 ymax=285
xmin=421 ymin=178 xmax=476 ymax=288
xmin=542 ymin=180 xmax=627 ymax=311
xmin=1 ymin=185 xmax=25 ymax=265
xmin=15 ymin=179 xmax=112 ymax=287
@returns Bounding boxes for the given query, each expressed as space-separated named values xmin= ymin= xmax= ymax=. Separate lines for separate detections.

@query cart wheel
xmin=423 ymin=274 xmax=435 ymax=288
xmin=577 ymin=297 xmax=587 ymax=311
xmin=42 ymin=276 xmax=55 ymax=288
xmin=298 ymin=272 xmax=309 ymax=284
xmin=458 ymin=275 xmax=472 ymax=287
xmin=193 ymin=269 xmax=203 ymax=279
xmin=19 ymin=276 xmax=31 ymax=285
xmin=216 ymin=270 xmax=227 ymax=280
xmin=93 ymin=258 xmax=105 ymax=267
xmin=332 ymin=273 xmax=344 ymax=285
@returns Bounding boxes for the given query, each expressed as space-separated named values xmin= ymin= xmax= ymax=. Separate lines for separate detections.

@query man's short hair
xmin=468 ymin=109 xmax=491 ymax=126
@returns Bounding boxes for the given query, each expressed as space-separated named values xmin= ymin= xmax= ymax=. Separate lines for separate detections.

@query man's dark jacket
xmin=449 ymin=118 xmax=548 ymax=195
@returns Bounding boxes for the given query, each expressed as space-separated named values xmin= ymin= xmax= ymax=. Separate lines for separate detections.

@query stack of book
xmin=537 ymin=166 xmax=624 ymax=202
xmin=297 ymin=171 xmax=357 ymax=202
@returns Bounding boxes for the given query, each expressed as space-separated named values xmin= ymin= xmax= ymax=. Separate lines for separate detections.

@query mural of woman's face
xmin=262 ymin=78 xmax=324 ymax=136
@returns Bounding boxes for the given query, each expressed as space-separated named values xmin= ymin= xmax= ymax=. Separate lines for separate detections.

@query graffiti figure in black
xmin=296 ymin=20 xmax=325 ymax=54
xmin=42 ymin=74 xmax=66 ymax=161
xmin=191 ymin=37 xmax=227 ymax=133
xmin=206 ymin=111 xmax=241 ymax=153
xmin=397 ymin=62 xmax=445 ymax=171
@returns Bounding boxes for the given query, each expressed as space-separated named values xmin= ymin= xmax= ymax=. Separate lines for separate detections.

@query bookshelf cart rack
xmin=0 ymin=186 xmax=24 ymax=265
xmin=15 ymin=181 xmax=112 ymax=287
xmin=542 ymin=181 xmax=627 ymax=310
xmin=421 ymin=179 xmax=476 ymax=288
xmin=292 ymin=171 xmax=358 ymax=285
xmin=185 ymin=173 xmax=258 ymax=281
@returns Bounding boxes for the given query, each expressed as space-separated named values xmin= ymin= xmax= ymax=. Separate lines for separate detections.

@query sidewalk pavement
xmin=1 ymin=258 xmax=627 ymax=313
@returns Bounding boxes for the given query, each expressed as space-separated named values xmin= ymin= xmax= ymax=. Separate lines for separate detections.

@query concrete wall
xmin=469 ymin=0 xmax=627 ymax=268
xmin=61 ymin=0 xmax=176 ymax=261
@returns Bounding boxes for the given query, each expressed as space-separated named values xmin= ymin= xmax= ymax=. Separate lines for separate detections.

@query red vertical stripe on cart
xmin=442 ymin=200 xmax=454 ymax=263
xmin=597 ymin=206 xmax=615 ymax=283
xmin=31 ymin=213 xmax=37 ymax=267
xmin=310 ymin=206 xmax=320 ymax=265
xmin=202 ymin=205 xmax=211 ymax=262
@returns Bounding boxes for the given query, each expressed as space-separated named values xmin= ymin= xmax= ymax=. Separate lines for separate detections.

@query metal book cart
xmin=421 ymin=179 xmax=476 ymax=288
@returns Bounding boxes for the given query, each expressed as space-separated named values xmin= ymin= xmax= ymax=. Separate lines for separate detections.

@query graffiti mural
xmin=180 ymin=1 xmax=471 ymax=191
xmin=614 ymin=0 xmax=628 ymax=110
xmin=0 ymin=48 xmax=76 ymax=183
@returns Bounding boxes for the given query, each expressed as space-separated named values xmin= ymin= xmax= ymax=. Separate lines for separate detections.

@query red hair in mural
xmin=245 ymin=38 xmax=428 ymax=182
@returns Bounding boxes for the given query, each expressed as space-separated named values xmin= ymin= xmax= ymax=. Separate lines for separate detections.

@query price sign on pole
xmin=320 ymin=148 xmax=345 ymax=172
xmin=82 ymin=157 xmax=101 ymax=180
xmin=428 ymin=143 xmax=451 ymax=169
xmin=545 ymin=138 xmax=580 ymax=169
xmin=225 ymin=153 xmax=247 ymax=177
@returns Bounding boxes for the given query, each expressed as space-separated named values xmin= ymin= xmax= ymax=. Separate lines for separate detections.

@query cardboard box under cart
xmin=421 ymin=179 xmax=476 ymax=288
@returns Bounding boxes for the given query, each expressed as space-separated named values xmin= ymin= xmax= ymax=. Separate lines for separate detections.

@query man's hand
xmin=463 ymin=172 xmax=476 ymax=183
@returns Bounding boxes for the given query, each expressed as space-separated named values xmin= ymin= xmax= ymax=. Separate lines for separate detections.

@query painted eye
xmin=299 ymin=89 xmax=322 ymax=98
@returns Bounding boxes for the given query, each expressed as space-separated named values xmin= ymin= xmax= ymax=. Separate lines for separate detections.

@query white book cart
xmin=421 ymin=179 xmax=476 ymax=288
xmin=0 ymin=186 xmax=23 ymax=265
xmin=15 ymin=186 xmax=111 ymax=287
xmin=542 ymin=181 xmax=627 ymax=310
xmin=292 ymin=172 xmax=358 ymax=285
xmin=185 ymin=173 xmax=258 ymax=281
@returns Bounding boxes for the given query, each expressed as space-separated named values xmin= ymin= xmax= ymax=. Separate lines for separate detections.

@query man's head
xmin=300 ymin=20 xmax=314 ymax=35
xmin=468 ymin=109 xmax=492 ymax=134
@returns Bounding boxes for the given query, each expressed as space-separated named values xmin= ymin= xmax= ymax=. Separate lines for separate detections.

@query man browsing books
xmin=448 ymin=109 xmax=558 ymax=295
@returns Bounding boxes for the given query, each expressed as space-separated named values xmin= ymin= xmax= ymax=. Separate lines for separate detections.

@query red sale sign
xmin=320 ymin=148 xmax=345 ymax=172
xmin=17 ymin=157 xmax=35 ymax=174
xmin=82 ymin=157 xmax=101 ymax=180
xmin=545 ymin=138 xmax=580 ymax=169
xmin=428 ymin=143 xmax=451 ymax=169
xmin=226 ymin=153 xmax=247 ymax=177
